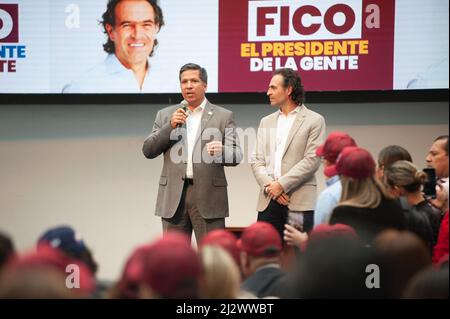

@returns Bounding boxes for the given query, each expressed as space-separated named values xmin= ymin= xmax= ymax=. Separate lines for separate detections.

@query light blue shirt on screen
xmin=314 ymin=175 xmax=342 ymax=227
xmin=62 ymin=54 xmax=162 ymax=93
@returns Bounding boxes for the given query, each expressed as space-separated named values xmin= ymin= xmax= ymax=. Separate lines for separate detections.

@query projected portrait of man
xmin=62 ymin=0 xmax=164 ymax=93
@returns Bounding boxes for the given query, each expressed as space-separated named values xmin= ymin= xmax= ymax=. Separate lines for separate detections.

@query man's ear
xmin=105 ymin=24 xmax=115 ymax=41
xmin=286 ymin=86 xmax=293 ymax=98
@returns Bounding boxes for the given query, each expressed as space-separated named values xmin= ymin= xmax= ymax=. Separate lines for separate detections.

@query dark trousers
xmin=257 ymin=200 xmax=314 ymax=243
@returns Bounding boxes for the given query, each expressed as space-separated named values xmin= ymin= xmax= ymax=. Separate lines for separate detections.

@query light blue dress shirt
xmin=313 ymin=175 xmax=342 ymax=227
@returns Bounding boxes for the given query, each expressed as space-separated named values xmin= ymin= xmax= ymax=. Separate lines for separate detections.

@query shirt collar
xmin=326 ymin=175 xmax=340 ymax=187
xmin=185 ymin=97 xmax=207 ymax=113
xmin=255 ymin=263 xmax=281 ymax=272
xmin=278 ymin=105 xmax=302 ymax=115
xmin=105 ymin=53 xmax=150 ymax=75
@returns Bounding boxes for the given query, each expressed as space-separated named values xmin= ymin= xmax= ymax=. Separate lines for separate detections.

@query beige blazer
xmin=251 ymin=105 xmax=326 ymax=212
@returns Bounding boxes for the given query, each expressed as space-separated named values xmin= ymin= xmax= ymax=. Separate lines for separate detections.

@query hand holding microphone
xmin=170 ymin=101 xmax=190 ymax=129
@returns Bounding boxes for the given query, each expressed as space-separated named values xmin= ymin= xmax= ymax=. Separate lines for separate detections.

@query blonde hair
xmin=384 ymin=160 xmax=427 ymax=193
xmin=199 ymin=245 xmax=241 ymax=299
xmin=339 ymin=175 xmax=391 ymax=208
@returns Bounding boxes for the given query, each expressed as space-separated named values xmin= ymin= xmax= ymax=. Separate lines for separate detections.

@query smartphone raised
xmin=423 ymin=168 xmax=436 ymax=199
xmin=287 ymin=212 xmax=304 ymax=232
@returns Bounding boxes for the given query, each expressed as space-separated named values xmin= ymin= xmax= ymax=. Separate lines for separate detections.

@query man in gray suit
xmin=143 ymin=63 xmax=242 ymax=242
xmin=251 ymin=68 xmax=326 ymax=240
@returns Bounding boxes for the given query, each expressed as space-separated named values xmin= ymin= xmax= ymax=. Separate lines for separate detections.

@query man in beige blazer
xmin=251 ymin=68 xmax=326 ymax=239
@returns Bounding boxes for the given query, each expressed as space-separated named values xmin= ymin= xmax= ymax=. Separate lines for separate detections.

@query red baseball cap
xmin=199 ymin=229 xmax=240 ymax=266
xmin=316 ymin=131 xmax=357 ymax=177
xmin=140 ymin=232 xmax=202 ymax=298
xmin=237 ymin=222 xmax=281 ymax=257
xmin=335 ymin=146 xmax=376 ymax=179
xmin=116 ymin=243 xmax=153 ymax=299
xmin=118 ymin=232 xmax=199 ymax=299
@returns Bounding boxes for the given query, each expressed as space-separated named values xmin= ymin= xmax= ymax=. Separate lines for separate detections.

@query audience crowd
xmin=0 ymin=134 xmax=448 ymax=299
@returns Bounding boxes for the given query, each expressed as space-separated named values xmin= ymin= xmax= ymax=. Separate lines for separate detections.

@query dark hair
xmin=378 ymin=145 xmax=412 ymax=170
xmin=374 ymin=230 xmax=432 ymax=298
xmin=179 ymin=63 xmax=208 ymax=84
xmin=285 ymin=237 xmax=388 ymax=298
xmin=100 ymin=0 xmax=165 ymax=56
xmin=0 ymin=232 xmax=15 ymax=270
xmin=273 ymin=68 xmax=305 ymax=105
xmin=72 ymin=249 xmax=98 ymax=276
xmin=404 ymin=267 xmax=449 ymax=299
xmin=434 ymin=135 xmax=449 ymax=155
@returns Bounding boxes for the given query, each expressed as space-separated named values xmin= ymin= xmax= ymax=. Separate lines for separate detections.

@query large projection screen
xmin=0 ymin=0 xmax=448 ymax=94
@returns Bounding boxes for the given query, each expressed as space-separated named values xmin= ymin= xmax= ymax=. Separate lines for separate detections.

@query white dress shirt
xmin=273 ymin=106 xmax=301 ymax=179
xmin=186 ymin=98 xmax=207 ymax=178
xmin=62 ymin=54 xmax=167 ymax=93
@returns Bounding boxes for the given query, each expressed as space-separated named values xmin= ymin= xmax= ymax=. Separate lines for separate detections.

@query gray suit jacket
xmin=251 ymin=105 xmax=326 ymax=212
xmin=143 ymin=100 xmax=242 ymax=219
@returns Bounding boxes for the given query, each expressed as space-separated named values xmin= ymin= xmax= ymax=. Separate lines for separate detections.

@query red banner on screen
xmin=0 ymin=4 xmax=19 ymax=43
xmin=219 ymin=0 xmax=395 ymax=92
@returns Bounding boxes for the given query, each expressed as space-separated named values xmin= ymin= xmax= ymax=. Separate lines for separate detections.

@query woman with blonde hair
xmin=329 ymin=147 xmax=405 ymax=244
xmin=198 ymin=245 xmax=242 ymax=299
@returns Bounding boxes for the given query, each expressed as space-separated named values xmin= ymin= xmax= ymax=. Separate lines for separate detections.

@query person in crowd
xmin=329 ymin=146 xmax=405 ymax=244
xmin=426 ymin=135 xmax=449 ymax=215
xmin=403 ymin=266 xmax=449 ymax=299
xmin=0 ymin=232 xmax=15 ymax=273
xmin=285 ymin=234 xmax=385 ymax=298
xmin=426 ymin=135 xmax=449 ymax=181
xmin=383 ymin=160 xmax=437 ymax=250
xmin=198 ymin=245 xmax=241 ymax=299
xmin=0 ymin=244 xmax=95 ymax=298
xmin=433 ymin=209 xmax=449 ymax=266
xmin=376 ymin=145 xmax=412 ymax=180
xmin=314 ymin=131 xmax=357 ymax=226
xmin=113 ymin=231 xmax=202 ymax=299
xmin=374 ymin=230 xmax=431 ymax=298
xmin=237 ymin=222 xmax=286 ymax=298
xmin=38 ymin=226 xmax=98 ymax=275
xmin=199 ymin=229 xmax=240 ymax=267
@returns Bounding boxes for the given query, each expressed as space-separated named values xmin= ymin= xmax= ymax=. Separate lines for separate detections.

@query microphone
xmin=178 ymin=100 xmax=190 ymax=128
xmin=180 ymin=100 xmax=188 ymax=111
